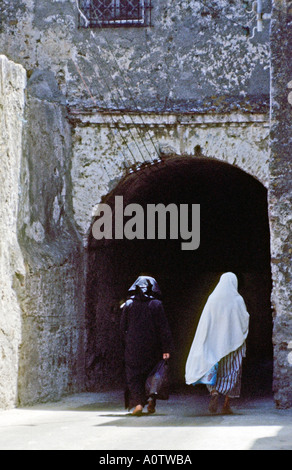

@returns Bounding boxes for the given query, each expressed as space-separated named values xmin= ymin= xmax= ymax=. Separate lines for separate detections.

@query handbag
xmin=145 ymin=359 xmax=169 ymax=400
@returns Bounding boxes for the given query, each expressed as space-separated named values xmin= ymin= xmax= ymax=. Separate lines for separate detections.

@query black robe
xmin=120 ymin=276 xmax=173 ymax=409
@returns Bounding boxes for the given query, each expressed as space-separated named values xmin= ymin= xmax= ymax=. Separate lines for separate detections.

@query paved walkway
xmin=0 ymin=390 xmax=291 ymax=450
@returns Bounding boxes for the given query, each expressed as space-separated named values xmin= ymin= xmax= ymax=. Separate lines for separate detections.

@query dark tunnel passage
xmin=86 ymin=156 xmax=273 ymax=398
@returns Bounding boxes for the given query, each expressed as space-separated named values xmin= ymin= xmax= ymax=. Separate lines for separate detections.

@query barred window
xmin=78 ymin=0 xmax=152 ymax=28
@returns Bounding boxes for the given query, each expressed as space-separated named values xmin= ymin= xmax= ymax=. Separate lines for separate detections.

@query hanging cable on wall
xmin=88 ymin=11 xmax=160 ymax=160
xmin=73 ymin=50 xmax=148 ymax=167
xmin=74 ymin=0 xmax=161 ymax=167
xmin=72 ymin=59 xmax=137 ymax=177
xmin=73 ymin=54 xmax=162 ymax=185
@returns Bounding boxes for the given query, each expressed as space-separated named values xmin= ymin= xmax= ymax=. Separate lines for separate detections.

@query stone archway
xmin=85 ymin=155 xmax=273 ymax=397
xmin=70 ymin=110 xmax=270 ymax=244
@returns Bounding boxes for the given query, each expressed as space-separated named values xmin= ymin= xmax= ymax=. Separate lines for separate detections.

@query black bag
xmin=145 ymin=359 xmax=169 ymax=400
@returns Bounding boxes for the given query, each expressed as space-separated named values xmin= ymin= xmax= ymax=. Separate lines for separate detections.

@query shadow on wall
xmin=85 ymin=156 xmax=273 ymax=397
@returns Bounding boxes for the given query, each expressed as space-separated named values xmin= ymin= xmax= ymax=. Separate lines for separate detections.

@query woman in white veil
xmin=185 ymin=272 xmax=249 ymax=414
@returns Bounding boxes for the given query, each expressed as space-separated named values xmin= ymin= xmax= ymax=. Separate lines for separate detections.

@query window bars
xmin=78 ymin=0 xmax=152 ymax=28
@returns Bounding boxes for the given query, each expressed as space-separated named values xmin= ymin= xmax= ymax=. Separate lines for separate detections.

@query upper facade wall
xmin=0 ymin=0 xmax=271 ymax=112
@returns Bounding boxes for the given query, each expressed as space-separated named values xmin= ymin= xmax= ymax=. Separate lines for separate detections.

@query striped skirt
xmin=207 ymin=343 xmax=246 ymax=398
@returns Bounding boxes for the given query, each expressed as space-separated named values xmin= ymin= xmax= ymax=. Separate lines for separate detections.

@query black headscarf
xmin=128 ymin=276 xmax=162 ymax=301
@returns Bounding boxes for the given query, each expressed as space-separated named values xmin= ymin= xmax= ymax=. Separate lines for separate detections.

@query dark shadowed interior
xmin=86 ymin=156 xmax=273 ymax=397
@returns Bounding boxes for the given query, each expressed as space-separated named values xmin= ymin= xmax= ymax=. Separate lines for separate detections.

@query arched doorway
xmin=86 ymin=156 xmax=273 ymax=397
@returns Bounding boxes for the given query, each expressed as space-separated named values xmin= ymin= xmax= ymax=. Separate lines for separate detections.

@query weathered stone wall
xmin=0 ymin=55 xmax=26 ymax=408
xmin=15 ymin=70 xmax=86 ymax=405
xmin=269 ymin=0 xmax=292 ymax=408
xmin=0 ymin=58 xmax=86 ymax=408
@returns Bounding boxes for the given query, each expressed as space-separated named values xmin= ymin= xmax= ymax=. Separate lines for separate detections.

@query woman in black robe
xmin=120 ymin=276 xmax=173 ymax=416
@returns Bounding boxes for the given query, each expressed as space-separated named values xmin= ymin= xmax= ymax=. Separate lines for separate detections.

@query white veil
xmin=185 ymin=273 xmax=249 ymax=385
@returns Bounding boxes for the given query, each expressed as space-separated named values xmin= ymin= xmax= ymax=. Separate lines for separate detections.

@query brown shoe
xmin=209 ymin=393 xmax=219 ymax=413
xmin=147 ymin=398 xmax=156 ymax=414
xmin=222 ymin=404 xmax=233 ymax=415
xmin=222 ymin=396 xmax=233 ymax=414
